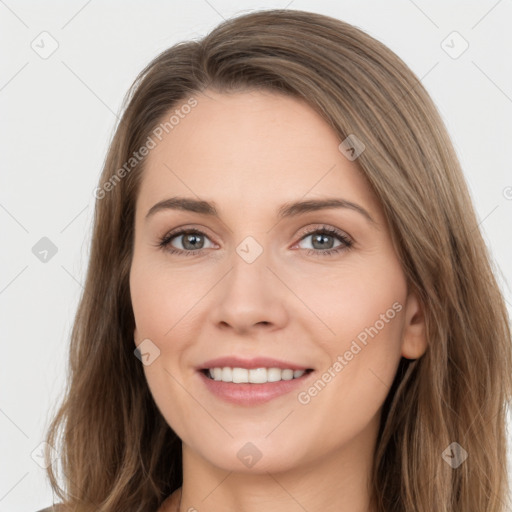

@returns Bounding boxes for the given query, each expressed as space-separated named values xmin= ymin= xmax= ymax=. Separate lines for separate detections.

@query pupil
xmin=184 ymin=234 xmax=203 ymax=250
xmin=312 ymin=233 xmax=333 ymax=250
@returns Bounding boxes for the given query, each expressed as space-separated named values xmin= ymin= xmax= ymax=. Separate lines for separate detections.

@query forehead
xmin=136 ymin=90 xmax=381 ymax=220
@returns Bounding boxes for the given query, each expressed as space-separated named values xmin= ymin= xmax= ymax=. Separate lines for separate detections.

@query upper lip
xmin=198 ymin=356 xmax=313 ymax=371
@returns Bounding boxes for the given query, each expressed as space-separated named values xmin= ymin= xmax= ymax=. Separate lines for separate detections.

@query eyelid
xmin=160 ymin=224 xmax=217 ymax=241
xmin=158 ymin=225 xmax=218 ymax=249
xmin=295 ymin=224 xmax=352 ymax=242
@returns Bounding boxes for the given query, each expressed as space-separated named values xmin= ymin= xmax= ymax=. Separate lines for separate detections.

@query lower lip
xmin=198 ymin=370 xmax=314 ymax=406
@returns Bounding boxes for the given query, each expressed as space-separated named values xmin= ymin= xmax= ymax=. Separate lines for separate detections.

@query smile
xmin=198 ymin=367 xmax=315 ymax=406
xmin=204 ymin=367 xmax=313 ymax=383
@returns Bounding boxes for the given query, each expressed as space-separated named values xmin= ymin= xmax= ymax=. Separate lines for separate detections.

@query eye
xmin=295 ymin=226 xmax=353 ymax=257
xmin=157 ymin=228 xmax=216 ymax=255
xmin=155 ymin=225 xmax=353 ymax=258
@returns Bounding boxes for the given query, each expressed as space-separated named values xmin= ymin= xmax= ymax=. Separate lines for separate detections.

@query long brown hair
xmin=44 ymin=9 xmax=512 ymax=511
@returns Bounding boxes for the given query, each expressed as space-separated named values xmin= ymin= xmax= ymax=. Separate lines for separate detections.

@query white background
xmin=1 ymin=1 xmax=511 ymax=510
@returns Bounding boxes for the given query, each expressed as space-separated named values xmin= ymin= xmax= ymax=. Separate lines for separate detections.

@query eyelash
xmin=156 ymin=225 xmax=353 ymax=258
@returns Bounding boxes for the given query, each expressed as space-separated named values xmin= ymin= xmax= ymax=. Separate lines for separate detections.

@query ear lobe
xmin=401 ymin=290 xmax=428 ymax=360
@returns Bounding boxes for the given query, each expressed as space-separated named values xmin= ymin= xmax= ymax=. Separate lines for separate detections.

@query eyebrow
xmin=145 ymin=196 xmax=376 ymax=225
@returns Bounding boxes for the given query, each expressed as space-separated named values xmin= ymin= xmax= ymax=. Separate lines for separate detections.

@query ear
xmin=401 ymin=289 xmax=428 ymax=360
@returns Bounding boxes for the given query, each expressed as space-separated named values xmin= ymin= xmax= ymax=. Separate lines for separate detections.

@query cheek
xmin=292 ymin=255 xmax=407 ymax=349
xmin=130 ymin=260 xmax=201 ymax=437
xmin=295 ymin=257 xmax=407 ymax=405
xmin=295 ymin=300 xmax=405 ymax=445
xmin=331 ymin=283 xmax=405 ymax=352
xmin=130 ymin=256 xmax=206 ymax=342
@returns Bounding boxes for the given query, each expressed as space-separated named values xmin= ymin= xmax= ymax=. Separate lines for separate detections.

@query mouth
xmin=200 ymin=367 xmax=315 ymax=384
xmin=198 ymin=366 xmax=316 ymax=406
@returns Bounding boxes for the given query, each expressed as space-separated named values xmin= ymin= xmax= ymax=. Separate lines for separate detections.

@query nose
xmin=209 ymin=247 xmax=289 ymax=335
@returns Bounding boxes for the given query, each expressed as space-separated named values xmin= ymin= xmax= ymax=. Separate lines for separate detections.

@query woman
xmin=39 ymin=8 xmax=512 ymax=512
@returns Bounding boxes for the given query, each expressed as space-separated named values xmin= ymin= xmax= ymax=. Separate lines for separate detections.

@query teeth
xmin=207 ymin=367 xmax=307 ymax=383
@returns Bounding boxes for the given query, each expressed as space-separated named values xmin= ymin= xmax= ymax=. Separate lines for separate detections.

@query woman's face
xmin=130 ymin=89 xmax=426 ymax=474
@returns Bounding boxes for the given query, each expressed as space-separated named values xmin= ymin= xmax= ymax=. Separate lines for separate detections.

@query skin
xmin=129 ymin=89 xmax=427 ymax=512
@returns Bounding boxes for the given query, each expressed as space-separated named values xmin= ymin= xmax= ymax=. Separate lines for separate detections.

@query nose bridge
xmin=210 ymin=234 xmax=288 ymax=331
xmin=227 ymin=234 xmax=274 ymax=301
